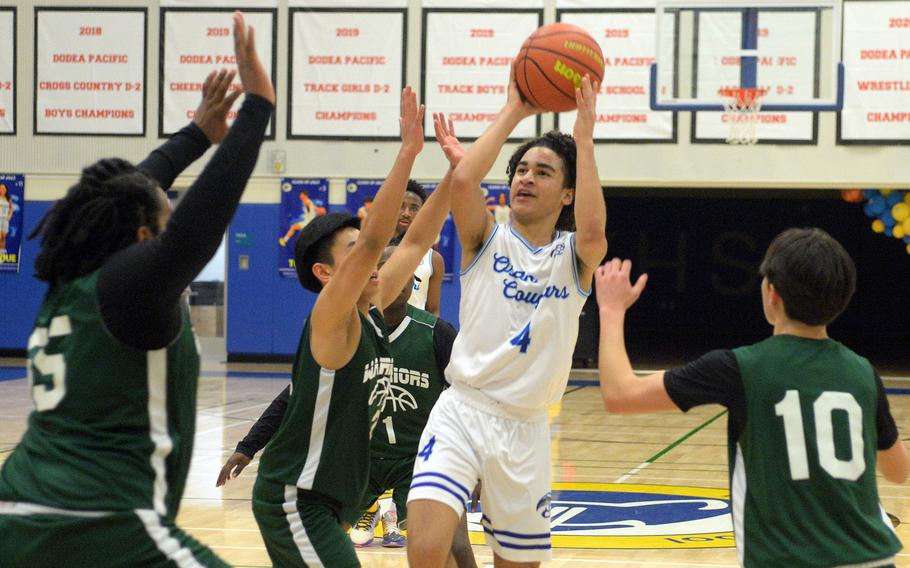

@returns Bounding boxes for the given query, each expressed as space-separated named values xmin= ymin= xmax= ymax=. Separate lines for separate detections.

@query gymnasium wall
xmin=1 ymin=0 xmax=908 ymax=365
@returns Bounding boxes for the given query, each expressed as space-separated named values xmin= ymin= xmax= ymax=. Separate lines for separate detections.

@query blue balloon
xmin=863 ymin=189 xmax=879 ymax=199
xmin=886 ymin=192 xmax=904 ymax=206
xmin=867 ymin=195 xmax=887 ymax=216
xmin=905 ymin=236 xmax=910 ymax=244
xmin=884 ymin=226 xmax=894 ymax=237
xmin=881 ymin=210 xmax=895 ymax=225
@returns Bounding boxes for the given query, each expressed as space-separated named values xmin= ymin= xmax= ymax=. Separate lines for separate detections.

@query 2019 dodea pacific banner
xmin=0 ymin=174 xmax=24 ymax=272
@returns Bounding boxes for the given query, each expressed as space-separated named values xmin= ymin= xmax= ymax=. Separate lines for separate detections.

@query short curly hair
xmin=506 ymin=131 xmax=577 ymax=231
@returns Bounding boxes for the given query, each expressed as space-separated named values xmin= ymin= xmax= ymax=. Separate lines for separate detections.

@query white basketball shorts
xmin=407 ymin=383 xmax=553 ymax=562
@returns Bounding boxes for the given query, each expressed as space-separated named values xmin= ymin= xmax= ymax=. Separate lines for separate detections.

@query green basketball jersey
xmin=256 ymin=307 xmax=392 ymax=525
xmin=733 ymin=336 xmax=900 ymax=567
xmin=372 ymin=305 xmax=447 ymax=460
xmin=0 ymin=271 xmax=200 ymax=520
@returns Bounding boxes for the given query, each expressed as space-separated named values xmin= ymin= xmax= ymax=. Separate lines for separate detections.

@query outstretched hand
xmin=400 ymin=86 xmax=425 ymax=156
xmin=573 ymin=75 xmax=599 ymax=141
xmin=215 ymin=452 xmax=252 ymax=487
xmin=433 ymin=112 xmax=465 ymax=167
xmin=595 ymin=259 xmax=648 ymax=314
xmin=193 ymin=69 xmax=242 ymax=144
xmin=233 ymin=11 xmax=275 ymax=104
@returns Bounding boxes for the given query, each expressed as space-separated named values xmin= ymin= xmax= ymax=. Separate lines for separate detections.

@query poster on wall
xmin=556 ymin=8 xmax=676 ymax=142
xmin=160 ymin=5 xmax=276 ymax=137
xmin=34 ymin=8 xmax=146 ymax=135
xmin=345 ymin=179 xmax=383 ymax=220
xmin=839 ymin=1 xmax=910 ymax=144
xmin=692 ymin=11 xmax=818 ymax=143
xmin=0 ymin=9 xmax=15 ymax=134
xmin=0 ymin=175 xmax=24 ymax=273
xmin=482 ymin=182 xmax=512 ymax=226
xmin=422 ymin=6 xmax=542 ymax=140
xmin=288 ymin=4 xmax=406 ymax=139
xmin=279 ymin=178 xmax=329 ymax=279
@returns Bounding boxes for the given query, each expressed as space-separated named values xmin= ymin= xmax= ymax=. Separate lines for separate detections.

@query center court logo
xmin=466 ymin=482 xmax=735 ymax=549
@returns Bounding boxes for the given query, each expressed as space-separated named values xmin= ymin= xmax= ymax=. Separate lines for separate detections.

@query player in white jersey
xmin=407 ymin=75 xmax=607 ymax=567
xmin=392 ymin=180 xmax=444 ymax=314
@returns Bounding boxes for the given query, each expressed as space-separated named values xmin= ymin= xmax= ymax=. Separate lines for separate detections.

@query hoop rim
xmin=718 ymin=87 xmax=769 ymax=105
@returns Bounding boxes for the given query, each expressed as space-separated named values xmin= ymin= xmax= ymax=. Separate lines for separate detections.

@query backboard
xmin=650 ymin=0 xmax=843 ymax=112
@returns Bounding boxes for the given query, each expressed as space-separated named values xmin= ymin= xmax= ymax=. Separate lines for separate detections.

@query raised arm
xmin=376 ymin=113 xmax=454 ymax=310
xmin=450 ymin=71 xmax=540 ymax=265
xmin=99 ymin=12 xmax=275 ymax=350
xmin=572 ymin=76 xmax=608 ymax=286
xmin=138 ymin=69 xmax=242 ymax=189
xmin=595 ymin=259 xmax=676 ymax=414
xmin=310 ymin=88 xmax=424 ymax=369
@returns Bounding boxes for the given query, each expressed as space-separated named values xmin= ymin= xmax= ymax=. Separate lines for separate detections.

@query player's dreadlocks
xmin=30 ymin=158 xmax=163 ymax=284
xmin=506 ymin=130 xmax=578 ymax=231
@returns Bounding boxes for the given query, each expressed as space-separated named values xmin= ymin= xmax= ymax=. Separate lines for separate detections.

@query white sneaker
xmin=350 ymin=507 xmax=379 ymax=547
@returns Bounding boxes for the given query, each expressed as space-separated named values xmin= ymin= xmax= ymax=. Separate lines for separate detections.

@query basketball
xmin=513 ymin=23 xmax=605 ymax=113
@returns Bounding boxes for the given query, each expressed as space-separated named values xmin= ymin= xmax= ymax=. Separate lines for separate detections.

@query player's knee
xmin=407 ymin=539 xmax=450 ymax=568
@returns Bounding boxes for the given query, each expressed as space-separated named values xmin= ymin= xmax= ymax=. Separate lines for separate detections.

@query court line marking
xmin=614 ymin=409 xmax=728 ymax=483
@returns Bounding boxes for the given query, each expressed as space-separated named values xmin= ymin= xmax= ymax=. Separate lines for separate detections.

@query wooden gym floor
xmin=2 ymin=355 xmax=909 ymax=567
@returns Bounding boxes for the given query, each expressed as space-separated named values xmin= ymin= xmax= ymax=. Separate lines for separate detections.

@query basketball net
xmin=719 ymin=87 xmax=767 ymax=145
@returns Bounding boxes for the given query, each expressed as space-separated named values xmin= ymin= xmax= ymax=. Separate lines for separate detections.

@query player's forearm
xmin=597 ymin=308 xmax=638 ymax=412
xmin=452 ymin=105 xmax=525 ymax=189
xmin=361 ymin=147 xmax=418 ymax=251
xmin=573 ymin=139 xmax=607 ymax=258
xmin=879 ymin=441 xmax=910 ymax=484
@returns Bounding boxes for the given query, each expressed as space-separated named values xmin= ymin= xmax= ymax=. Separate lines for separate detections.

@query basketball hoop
xmin=719 ymin=87 xmax=767 ymax=145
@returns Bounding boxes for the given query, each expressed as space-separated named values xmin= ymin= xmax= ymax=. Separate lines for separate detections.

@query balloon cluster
xmin=841 ymin=189 xmax=910 ymax=255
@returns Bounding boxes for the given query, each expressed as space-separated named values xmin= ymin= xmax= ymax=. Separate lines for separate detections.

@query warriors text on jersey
xmin=372 ymin=305 xmax=447 ymax=460
xmin=447 ymin=224 xmax=589 ymax=409
xmin=256 ymin=307 xmax=393 ymax=524
xmin=0 ymin=271 xmax=200 ymax=518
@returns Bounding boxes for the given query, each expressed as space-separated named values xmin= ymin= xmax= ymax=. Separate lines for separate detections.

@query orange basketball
xmin=514 ymin=23 xmax=605 ymax=113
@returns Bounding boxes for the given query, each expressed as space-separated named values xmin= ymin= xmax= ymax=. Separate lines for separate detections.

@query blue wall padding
xmin=0 ymin=201 xmax=50 ymax=350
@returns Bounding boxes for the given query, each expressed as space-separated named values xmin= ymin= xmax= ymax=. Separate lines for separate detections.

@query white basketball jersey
xmin=447 ymin=224 xmax=590 ymax=410
xmin=408 ymin=248 xmax=434 ymax=310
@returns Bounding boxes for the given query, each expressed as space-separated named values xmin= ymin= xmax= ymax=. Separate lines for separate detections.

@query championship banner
xmin=556 ymin=9 xmax=675 ymax=142
xmin=279 ymin=178 xmax=329 ymax=279
xmin=0 ymin=9 xmax=15 ymax=134
xmin=160 ymin=8 xmax=276 ymax=137
xmin=422 ymin=8 xmax=542 ymax=140
xmin=693 ymin=11 xmax=817 ymax=143
xmin=35 ymin=9 xmax=146 ymax=135
xmin=840 ymin=1 xmax=910 ymax=144
xmin=0 ymin=175 xmax=24 ymax=273
xmin=288 ymin=8 xmax=406 ymax=139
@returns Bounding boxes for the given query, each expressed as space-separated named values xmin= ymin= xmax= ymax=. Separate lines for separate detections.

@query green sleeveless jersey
xmin=372 ymin=305 xmax=447 ymax=460
xmin=257 ymin=307 xmax=392 ymax=525
xmin=0 ymin=271 xmax=200 ymax=520
xmin=732 ymin=336 xmax=900 ymax=567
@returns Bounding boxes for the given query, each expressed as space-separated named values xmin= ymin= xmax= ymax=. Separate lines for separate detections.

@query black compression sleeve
xmin=432 ymin=318 xmax=457 ymax=384
xmin=236 ymin=385 xmax=291 ymax=459
xmin=98 ymin=95 xmax=273 ymax=350
xmin=874 ymin=370 xmax=900 ymax=450
xmin=137 ymin=122 xmax=211 ymax=190
xmin=663 ymin=349 xmax=744 ymax=412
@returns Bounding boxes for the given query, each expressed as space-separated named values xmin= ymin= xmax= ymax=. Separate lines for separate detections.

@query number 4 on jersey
xmin=510 ymin=323 xmax=532 ymax=354
xmin=418 ymin=435 xmax=436 ymax=462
